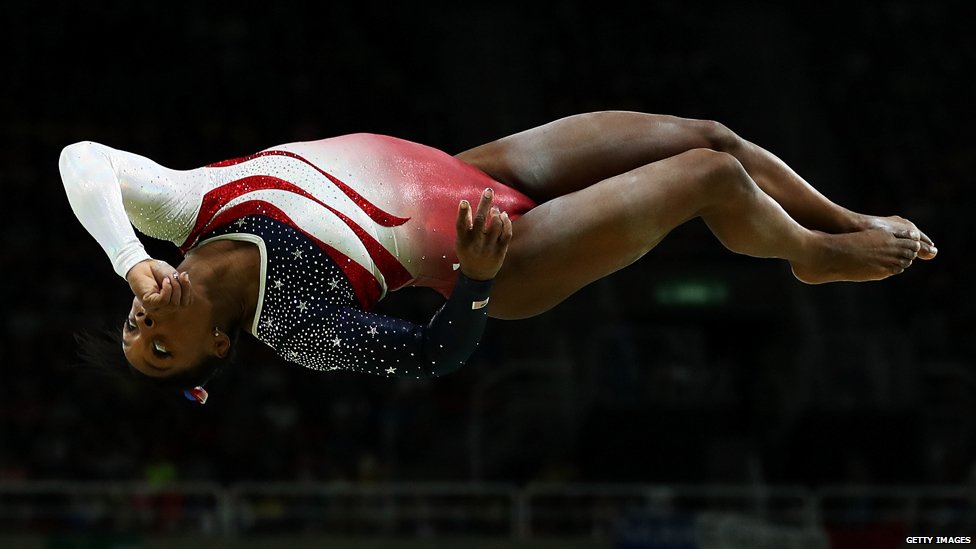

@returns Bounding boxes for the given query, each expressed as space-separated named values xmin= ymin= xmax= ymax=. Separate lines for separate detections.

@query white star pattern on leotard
xmin=198 ymin=214 xmax=483 ymax=379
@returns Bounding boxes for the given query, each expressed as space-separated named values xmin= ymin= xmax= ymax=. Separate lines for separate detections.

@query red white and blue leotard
xmin=59 ymin=134 xmax=537 ymax=377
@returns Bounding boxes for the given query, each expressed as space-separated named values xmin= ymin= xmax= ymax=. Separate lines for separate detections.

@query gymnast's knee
xmin=681 ymin=148 xmax=753 ymax=196
xmin=689 ymin=118 xmax=742 ymax=153
xmin=685 ymin=147 xmax=742 ymax=174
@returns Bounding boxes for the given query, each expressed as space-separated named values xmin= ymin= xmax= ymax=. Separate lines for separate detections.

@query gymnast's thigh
xmin=487 ymin=150 xmax=718 ymax=320
xmin=456 ymin=111 xmax=720 ymax=204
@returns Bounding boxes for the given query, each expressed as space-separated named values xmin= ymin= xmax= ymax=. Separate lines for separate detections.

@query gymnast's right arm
xmin=59 ymin=142 xmax=200 ymax=304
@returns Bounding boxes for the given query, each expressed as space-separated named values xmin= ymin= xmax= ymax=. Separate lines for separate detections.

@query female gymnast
xmin=60 ymin=111 xmax=936 ymax=403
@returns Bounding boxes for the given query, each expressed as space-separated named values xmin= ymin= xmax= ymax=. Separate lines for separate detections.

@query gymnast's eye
xmin=125 ymin=318 xmax=137 ymax=332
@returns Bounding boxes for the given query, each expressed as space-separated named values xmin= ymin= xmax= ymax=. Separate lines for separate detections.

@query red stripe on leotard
xmin=194 ymin=201 xmax=395 ymax=310
xmin=206 ymin=150 xmax=410 ymax=227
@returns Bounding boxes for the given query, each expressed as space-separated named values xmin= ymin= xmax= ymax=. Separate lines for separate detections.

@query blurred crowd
xmin=2 ymin=2 xmax=973 ymax=489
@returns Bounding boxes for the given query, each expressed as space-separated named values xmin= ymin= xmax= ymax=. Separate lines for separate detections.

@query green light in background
xmin=654 ymin=279 xmax=729 ymax=306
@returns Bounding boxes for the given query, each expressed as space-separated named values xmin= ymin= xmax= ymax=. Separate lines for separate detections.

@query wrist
xmin=114 ymin=245 xmax=154 ymax=280
xmin=125 ymin=259 xmax=152 ymax=280
xmin=458 ymin=264 xmax=497 ymax=282
xmin=124 ymin=258 xmax=154 ymax=282
xmin=456 ymin=270 xmax=494 ymax=293
xmin=453 ymin=272 xmax=493 ymax=311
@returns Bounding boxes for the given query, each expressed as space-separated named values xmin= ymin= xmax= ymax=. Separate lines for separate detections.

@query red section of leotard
xmin=190 ymin=134 xmax=538 ymax=302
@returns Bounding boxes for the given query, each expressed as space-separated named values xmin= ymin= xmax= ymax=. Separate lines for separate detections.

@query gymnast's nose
xmin=137 ymin=311 xmax=154 ymax=328
xmin=131 ymin=298 xmax=154 ymax=328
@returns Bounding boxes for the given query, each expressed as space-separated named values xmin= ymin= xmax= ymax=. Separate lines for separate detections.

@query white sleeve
xmin=59 ymin=141 xmax=205 ymax=279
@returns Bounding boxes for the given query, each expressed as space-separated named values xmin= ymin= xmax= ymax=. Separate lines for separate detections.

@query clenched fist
xmin=125 ymin=259 xmax=194 ymax=313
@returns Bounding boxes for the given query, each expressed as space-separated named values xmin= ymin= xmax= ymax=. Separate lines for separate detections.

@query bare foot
xmin=791 ymin=229 xmax=922 ymax=284
xmin=856 ymin=214 xmax=937 ymax=260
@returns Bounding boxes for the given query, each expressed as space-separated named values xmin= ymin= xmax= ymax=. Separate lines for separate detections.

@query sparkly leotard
xmin=59 ymin=134 xmax=537 ymax=377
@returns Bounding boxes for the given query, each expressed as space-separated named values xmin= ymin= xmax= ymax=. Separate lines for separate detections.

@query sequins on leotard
xmin=200 ymin=215 xmax=492 ymax=378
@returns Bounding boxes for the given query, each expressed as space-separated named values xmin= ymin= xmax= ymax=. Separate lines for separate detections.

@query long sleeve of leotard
xmin=59 ymin=141 xmax=204 ymax=278
xmin=275 ymin=273 xmax=493 ymax=378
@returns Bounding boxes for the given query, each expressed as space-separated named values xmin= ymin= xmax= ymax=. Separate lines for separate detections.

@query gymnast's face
xmin=121 ymin=297 xmax=228 ymax=378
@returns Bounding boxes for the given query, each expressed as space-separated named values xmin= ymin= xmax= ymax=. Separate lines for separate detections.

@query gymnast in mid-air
xmin=60 ymin=111 xmax=936 ymax=403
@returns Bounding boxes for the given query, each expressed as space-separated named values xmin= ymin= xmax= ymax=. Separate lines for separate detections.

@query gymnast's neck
xmin=181 ymin=240 xmax=261 ymax=334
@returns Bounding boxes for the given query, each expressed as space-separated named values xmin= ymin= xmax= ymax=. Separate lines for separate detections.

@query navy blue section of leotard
xmin=201 ymin=216 xmax=491 ymax=378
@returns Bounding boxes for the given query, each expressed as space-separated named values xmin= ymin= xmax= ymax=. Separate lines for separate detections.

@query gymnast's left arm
xmin=383 ymin=270 xmax=496 ymax=376
xmin=279 ymin=273 xmax=495 ymax=378
xmin=391 ymin=187 xmax=513 ymax=375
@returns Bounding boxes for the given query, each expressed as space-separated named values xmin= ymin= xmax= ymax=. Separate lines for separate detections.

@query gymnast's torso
xmin=61 ymin=134 xmax=535 ymax=377
xmin=122 ymin=134 xmax=534 ymax=307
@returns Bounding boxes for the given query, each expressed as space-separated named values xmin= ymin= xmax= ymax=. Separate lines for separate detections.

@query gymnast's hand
xmin=455 ymin=188 xmax=513 ymax=281
xmin=125 ymin=259 xmax=193 ymax=313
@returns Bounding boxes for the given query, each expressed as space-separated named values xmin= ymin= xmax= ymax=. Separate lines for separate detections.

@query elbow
xmin=59 ymin=141 xmax=100 ymax=177
xmin=59 ymin=141 xmax=112 ymax=190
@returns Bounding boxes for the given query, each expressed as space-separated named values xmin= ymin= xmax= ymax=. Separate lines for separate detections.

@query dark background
xmin=2 ymin=2 xmax=973 ymax=488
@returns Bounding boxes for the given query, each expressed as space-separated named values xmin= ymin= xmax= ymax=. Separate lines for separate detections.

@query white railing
xmin=0 ymin=482 xmax=972 ymax=542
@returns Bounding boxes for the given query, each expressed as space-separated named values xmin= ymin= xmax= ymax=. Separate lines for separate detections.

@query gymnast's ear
xmin=212 ymin=328 xmax=231 ymax=359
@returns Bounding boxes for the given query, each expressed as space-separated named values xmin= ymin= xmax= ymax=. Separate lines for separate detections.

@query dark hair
xmin=74 ymin=323 xmax=239 ymax=399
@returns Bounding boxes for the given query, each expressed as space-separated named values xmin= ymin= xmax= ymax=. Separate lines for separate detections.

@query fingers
xmin=456 ymin=199 xmax=473 ymax=233
xmin=472 ymin=188 xmax=494 ymax=233
xmin=147 ymin=276 xmax=172 ymax=307
xmin=144 ymin=271 xmax=194 ymax=310
xmin=168 ymin=272 xmax=183 ymax=305
xmin=487 ymin=208 xmax=512 ymax=247
xmin=459 ymin=189 xmax=511 ymax=246
xmin=487 ymin=207 xmax=504 ymax=241
xmin=179 ymin=272 xmax=193 ymax=306
xmin=499 ymin=211 xmax=513 ymax=245
xmin=166 ymin=272 xmax=192 ymax=306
